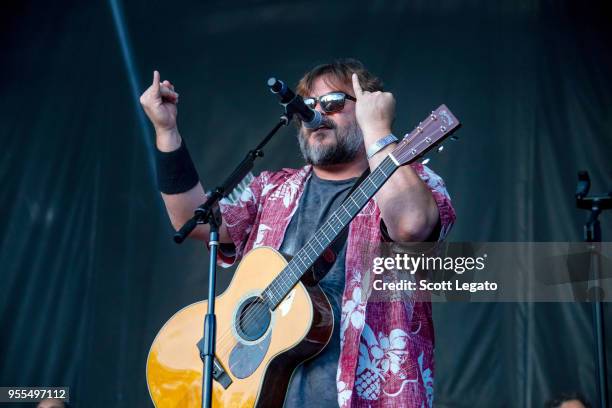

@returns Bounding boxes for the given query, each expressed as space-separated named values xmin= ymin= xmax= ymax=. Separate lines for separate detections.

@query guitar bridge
xmin=213 ymin=357 xmax=232 ymax=389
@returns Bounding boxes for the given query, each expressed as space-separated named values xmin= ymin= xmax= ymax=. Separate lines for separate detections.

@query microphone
xmin=268 ymin=78 xmax=323 ymax=129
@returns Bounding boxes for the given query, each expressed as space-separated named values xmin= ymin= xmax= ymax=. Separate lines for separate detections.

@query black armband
xmin=156 ymin=139 xmax=200 ymax=194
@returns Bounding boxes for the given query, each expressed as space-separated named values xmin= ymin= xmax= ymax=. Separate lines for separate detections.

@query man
xmin=140 ymin=59 xmax=455 ymax=407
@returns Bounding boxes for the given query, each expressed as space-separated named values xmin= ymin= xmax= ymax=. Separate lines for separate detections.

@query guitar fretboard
xmin=262 ymin=156 xmax=398 ymax=309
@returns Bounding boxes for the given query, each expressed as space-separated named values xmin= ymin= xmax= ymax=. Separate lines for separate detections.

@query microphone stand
xmin=173 ymin=79 xmax=304 ymax=408
xmin=575 ymin=171 xmax=611 ymax=408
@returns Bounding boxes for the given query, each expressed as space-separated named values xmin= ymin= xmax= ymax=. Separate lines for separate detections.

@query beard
xmin=298 ymin=117 xmax=365 ymax=166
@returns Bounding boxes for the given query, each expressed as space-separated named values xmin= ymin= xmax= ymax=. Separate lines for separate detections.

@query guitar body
xmin=146 ymin=246 xmax=334 ymax=407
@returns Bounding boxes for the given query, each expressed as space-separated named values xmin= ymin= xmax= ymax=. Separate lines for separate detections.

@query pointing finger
xmin=152 ymin=70 xmax=160 ymax=94
xmin=351 ymin=73 xmax=363 ymax=97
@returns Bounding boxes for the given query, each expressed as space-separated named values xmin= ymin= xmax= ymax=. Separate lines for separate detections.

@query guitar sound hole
xmin=235 ymin=296 xmax=271 ymax=342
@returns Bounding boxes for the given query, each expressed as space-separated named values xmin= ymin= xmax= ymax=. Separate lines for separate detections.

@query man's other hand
xmin=351 ymin=72 xmax=395 ymax=142
xmin=140 ymin=71 xmax=179 ymax=133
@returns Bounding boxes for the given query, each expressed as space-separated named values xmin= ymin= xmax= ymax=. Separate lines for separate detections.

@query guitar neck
xmin=262 ymin=156 xmax=398 ymax=309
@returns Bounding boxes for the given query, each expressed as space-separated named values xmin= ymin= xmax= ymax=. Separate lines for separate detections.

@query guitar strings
xmin=213 ymin=158 xmax=403 ymax=360
xmin=212 ymin=173 xmax=381 ymax=359
xmin=212 ymin=136 xmax=425 ymax=359
xmin=213 ymin=161 xmax=396 ymax=360
xmin=211 ymin=166 xmax=392 ymax=357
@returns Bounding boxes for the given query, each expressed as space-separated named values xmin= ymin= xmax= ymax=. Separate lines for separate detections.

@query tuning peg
xmin=421 ymin=157 xmax=431 ymax=165
xmin=450 ymin=135 xmax=459 ymax=141
xmin=437 ymin=145 xmax=444 ymax=153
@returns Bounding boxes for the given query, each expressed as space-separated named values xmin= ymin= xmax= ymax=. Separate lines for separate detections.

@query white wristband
xmin=366 ymin=134 xmax=398 ymax=159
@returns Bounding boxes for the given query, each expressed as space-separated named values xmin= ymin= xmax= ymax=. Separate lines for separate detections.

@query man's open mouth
xmin=312 ymin=123 xmax=333 ymax=132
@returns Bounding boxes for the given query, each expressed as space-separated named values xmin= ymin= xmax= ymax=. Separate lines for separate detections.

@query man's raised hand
xmin=351 ymin=73 xmax=395 ymax=141
xmin=139 ymin=70 xmax=180 ymax=136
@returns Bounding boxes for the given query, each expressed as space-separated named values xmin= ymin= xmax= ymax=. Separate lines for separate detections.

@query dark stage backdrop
xmin=1 ymin=1 xmax=611 ymax=406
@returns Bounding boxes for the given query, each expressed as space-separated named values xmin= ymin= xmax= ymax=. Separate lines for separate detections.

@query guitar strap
xmin=311 ymin=167 xmax=371 ymax=283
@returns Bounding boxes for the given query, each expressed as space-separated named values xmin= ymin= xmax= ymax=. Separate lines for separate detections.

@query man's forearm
xmin=161 ymin=183 xmax=210 ymax=241
xmin=156 ymin=128 xmax=232 ymax=243
xmin=367 ymin=142 xmax=439 ymax=242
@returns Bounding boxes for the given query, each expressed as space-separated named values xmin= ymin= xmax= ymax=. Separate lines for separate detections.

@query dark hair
xmin=296 ymin=58 xmax=384 ymax=97
xmin=545 ymin=391 xmax=591 ymax=408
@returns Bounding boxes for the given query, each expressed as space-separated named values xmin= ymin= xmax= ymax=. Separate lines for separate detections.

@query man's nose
xmin=313 ymin=102 xmax=327 ymax=115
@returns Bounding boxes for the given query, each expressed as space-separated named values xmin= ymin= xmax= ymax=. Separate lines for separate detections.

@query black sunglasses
xmin=303 ymin=92 xmax=356 ymax=113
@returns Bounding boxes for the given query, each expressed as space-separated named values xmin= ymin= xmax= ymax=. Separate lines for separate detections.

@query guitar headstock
xmin=390 ymin=105 xmax=461 ymax=166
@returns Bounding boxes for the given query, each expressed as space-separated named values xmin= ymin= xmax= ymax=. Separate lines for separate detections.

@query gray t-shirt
xmin=280 ymin=172 xmax=357 ymax=408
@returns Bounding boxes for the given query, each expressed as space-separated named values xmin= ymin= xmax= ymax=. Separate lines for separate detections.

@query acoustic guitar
xmin=146 ymin=105 xmax=460 ymax=407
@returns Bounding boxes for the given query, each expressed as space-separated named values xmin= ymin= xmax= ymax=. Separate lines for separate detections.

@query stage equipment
xmin=575 ymin=171 xmax=611 ymax=408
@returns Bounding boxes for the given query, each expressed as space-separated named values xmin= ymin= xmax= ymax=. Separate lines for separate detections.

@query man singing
xmin=140 ymin=58 xmax=455 ymax=407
